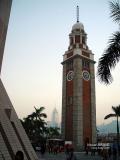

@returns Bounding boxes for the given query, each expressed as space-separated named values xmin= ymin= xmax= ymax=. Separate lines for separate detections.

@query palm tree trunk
xmin=117 ymin=116 xmax=119 ymax=151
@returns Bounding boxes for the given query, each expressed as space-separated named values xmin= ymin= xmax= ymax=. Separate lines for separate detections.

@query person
xmin=111 ymin=141 xmax=117 ymax=160
xmin=112 ymin=147 xmax=117 ymax=160
xmin=66 ymin=148 xmax=77 ymax=160
xmin=40 ymin=143 xmax=46 ymax=157
xmin=85 ymin=146 xmax=89 ymax=155
xmin=102 ymin=148 xmax=108 ymax=160
xmin=65 ymin=146 xmax=70 ymax=160
xmin=108 ymin=147 xmax=112 ymax=159
xmin=15 ymin=151 xmax=24 ymax=160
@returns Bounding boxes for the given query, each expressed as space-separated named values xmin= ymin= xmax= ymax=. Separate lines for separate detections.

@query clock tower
xmin=61 ymin=7 xmax=96 ymax=150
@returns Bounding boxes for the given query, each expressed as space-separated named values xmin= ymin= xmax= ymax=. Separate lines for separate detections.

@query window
xmin=66 ymin=61 xmax=73 ymax=71
xmin=82 ymin=36 xmax=86 ymax=44
xmin=75 ymin=35 xmax=80 ymax=43
xmin=70 ymin=37 xmax=73 ymax=45
xmin=82 ymin=60 xmax=89 ymax=69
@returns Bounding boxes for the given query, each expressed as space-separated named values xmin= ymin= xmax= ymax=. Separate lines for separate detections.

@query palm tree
xmin=28 ymin=106 xmax=47 ymax=121
xmin=21 ymin=106 xmax=47 ymax=141
xmin=97 ymin=1 xmax=120 ymax=84
xmin=34 ymin=106 xmax=47 ymax=120
xmin=104 ymin=105 xmax=120 ymax=149
xmin=21 ymin=118 xmax=35 ymax=139
xmin=31 ymin=106 xmax=47 ymax=138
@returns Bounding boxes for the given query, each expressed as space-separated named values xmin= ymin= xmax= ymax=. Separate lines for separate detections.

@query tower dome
xmin=72 ymin=22 xmax=84 ymax=31
xmin=72 ymin=5 xmax=84 ymax=31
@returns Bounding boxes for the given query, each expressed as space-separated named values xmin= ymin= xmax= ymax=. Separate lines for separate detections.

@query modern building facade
xmin=0 ymin=1 xmax=38 ymax=159
xmin=61 ymin=8 xmax=96 ymax=151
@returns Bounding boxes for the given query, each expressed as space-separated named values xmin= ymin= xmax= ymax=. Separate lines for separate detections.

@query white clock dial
xmin=67 ymin=71 xmax=74 ymax=81
xmin=82 ymin=70 xmax=90 ymax=81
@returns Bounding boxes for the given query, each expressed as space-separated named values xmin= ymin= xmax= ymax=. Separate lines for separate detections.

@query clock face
xmin=82 ymin=70 xmax=90 ymax=81
xmin=67 ymin=71 xmax=74 ymax=81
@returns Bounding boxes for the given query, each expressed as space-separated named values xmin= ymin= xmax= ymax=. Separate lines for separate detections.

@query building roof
xmin=72 ymin=22 xmax=84 ymax=31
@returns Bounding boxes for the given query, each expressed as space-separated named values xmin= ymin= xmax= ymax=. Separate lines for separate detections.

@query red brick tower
xmin=61 ymin=7 xmax=96 ymax=151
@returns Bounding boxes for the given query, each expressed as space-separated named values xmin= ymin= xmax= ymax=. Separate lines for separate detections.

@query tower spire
xmin=77 ymin=5 xmax=79 ymax=22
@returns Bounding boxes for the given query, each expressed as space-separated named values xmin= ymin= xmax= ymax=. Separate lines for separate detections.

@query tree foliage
xmin=97 ymin=1 xmax=120 ymax=84
xmin=104 ymin=105 xmax=120 ymax=148
xmin=21 ymin=106 xmax=60 ymax=143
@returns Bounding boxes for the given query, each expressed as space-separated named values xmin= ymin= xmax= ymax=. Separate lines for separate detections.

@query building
xmin=51 ymin=108 xmax=59 ymax=128
xmin=47 ymin=108 xmax=60 ymax=128
xmin=0 ymin=1 xmax=38 ymax=159
xmin=61 ymin=7 xmax=96 ymax=151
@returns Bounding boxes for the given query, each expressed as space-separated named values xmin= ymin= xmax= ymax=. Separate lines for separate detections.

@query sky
xmin=1 ymin=0 xmax=120 ymax=125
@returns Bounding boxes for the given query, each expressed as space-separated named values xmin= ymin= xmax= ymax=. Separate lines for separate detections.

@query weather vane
xmin=77 ymin=5 xmax=79 ymax=22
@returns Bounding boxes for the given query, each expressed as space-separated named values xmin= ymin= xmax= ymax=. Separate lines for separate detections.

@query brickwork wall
xmin=82 ymin=79 xmax=92 ymax=144
xmin=66 ymin=79 xmax=73 ymax=140
xmin=61 ymin=64 xmax=66 ymax=139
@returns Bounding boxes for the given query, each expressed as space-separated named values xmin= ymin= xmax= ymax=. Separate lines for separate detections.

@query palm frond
xmin=97 ymin=31 xmax=120 ymax=84
xmin=112 ymin=105 xmax=120 ymax=115
xmin=104 ymin=113 xmax=116 ymax=119
xmin=34 ymin=106 xmax=45 ymax=113
xmin=109 ymin=1 xmax=120 ymax=23
xmin=40 ymin=113 xmax=47 ymax=118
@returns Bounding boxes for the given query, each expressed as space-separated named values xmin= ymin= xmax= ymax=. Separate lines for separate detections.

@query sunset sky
xmin=1 ymin=0 xmax=120 ymax=125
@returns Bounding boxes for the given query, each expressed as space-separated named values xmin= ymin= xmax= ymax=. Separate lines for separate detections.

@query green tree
xmin=46 ymin=127 xmax=60 ymax=139
xmin=21 ymin=106 xmax=47 ymax=141
xmin=104 ymin=105 xmax=120 ymax=148
xmin=97 ymin=1 xmax=120 ymax=84
xmin=28 ymin=106 xmax=47 ymax=121
xmin=21 ymin=118 xmax=35 ymax=139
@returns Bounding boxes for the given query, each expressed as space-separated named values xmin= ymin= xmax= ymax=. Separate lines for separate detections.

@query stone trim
xmin=73 ymin=58 xmax=83 ymax=150
xmin=90 ymin=63 xmax=96 ymax=143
